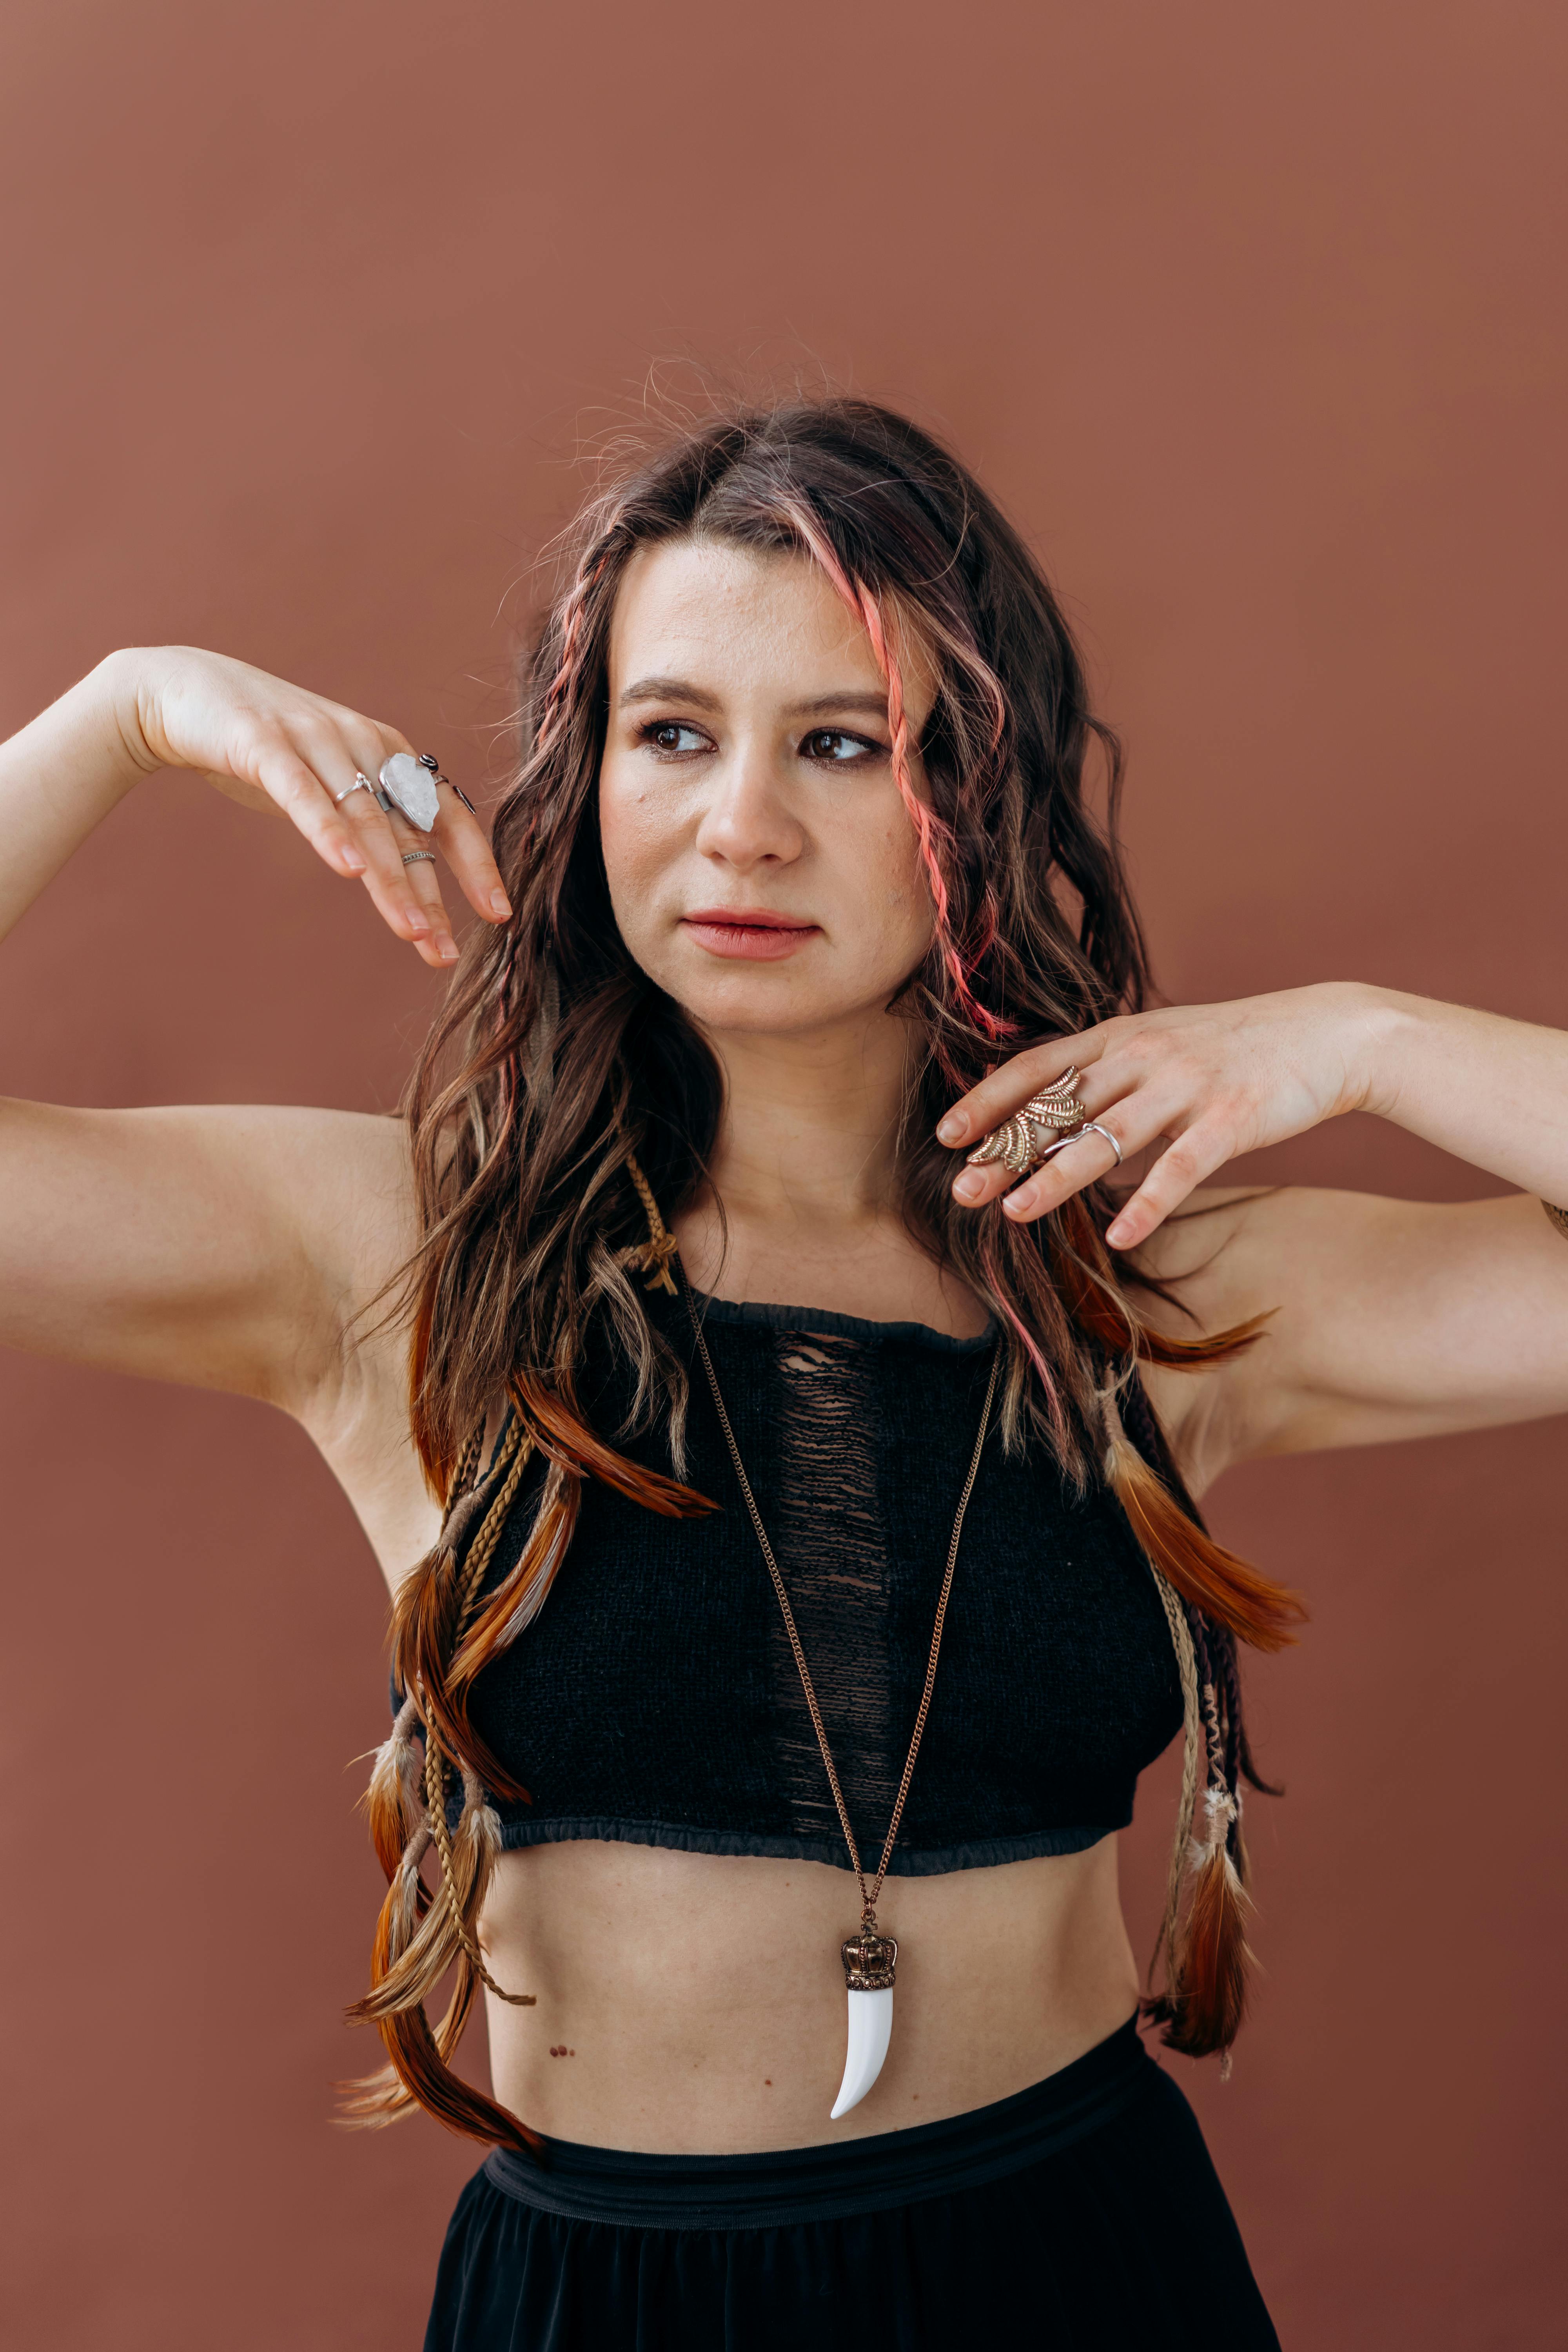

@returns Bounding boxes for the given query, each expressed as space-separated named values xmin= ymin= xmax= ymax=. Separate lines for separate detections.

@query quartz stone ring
xmin=965 ymin=1069 xmax=1091 ymax=1176
xmin=375 ymin=752 xmax=440 ymax=833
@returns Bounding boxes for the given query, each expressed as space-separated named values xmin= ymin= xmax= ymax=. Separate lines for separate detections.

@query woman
xmin=4 ymin=401 xmax=1564 ymax=2349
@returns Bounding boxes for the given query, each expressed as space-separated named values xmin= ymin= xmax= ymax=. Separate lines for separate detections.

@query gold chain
xmin=682 ymin=1270 xmax=1000 ymax=1924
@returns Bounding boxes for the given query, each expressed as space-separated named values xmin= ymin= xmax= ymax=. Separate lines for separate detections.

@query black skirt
xmin=423 ymin=2018 xmax=1280 ymax=2350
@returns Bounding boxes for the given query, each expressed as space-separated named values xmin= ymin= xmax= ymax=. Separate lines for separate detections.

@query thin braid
xmin=422 ymin=1415 xmax=537 ymax=2006
xmin=453 ymin=1417 xmax=530 ymax=1636
xmin=1149 ymin=1564 xmax=1202 ymax=1993
xmin=1190 ymin=1606 xmax=1216 ymax=1762
xmin=445 ymin=1421 xmax=486 ymax=1517
xmin=1214 ymin=1626 xmax=1243 ymax=1823
xmin=1191 ymin=1608 xmax=1243 ymax=1854
xmin=1201 ymin=1675 xmax=1228 ymax=1802
xmin=621 ymin=1152 xmax=679 ymax=1292
xmin=536 ymin=548 xmax=612 ymax=751
xmin=421 ymin=1735 xmax=535 ymax=2007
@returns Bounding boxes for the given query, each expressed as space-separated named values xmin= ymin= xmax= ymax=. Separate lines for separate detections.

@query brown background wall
xmin=3 ymin=3 xmax=1564 ymax=2343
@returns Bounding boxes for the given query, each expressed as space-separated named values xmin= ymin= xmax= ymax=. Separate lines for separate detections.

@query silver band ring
xmin=1029 ymin=1120 xmax=1123 ymax=1173
xmin=401 ymin=850 xmax=437 ymax=866
xmin=1061 ymin=1119 xmax=1123 ymax=1168
xmin=333 ymin=772 xmax=374 ymax=807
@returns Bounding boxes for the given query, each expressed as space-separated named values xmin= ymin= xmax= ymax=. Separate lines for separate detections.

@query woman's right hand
xmin=115 ymin=644 xmax=512 ymax=966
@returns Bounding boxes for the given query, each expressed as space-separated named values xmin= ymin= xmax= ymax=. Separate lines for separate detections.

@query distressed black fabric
xmin=448 ymin=1292 xmax=1183 ymax=1877
xmin=421 ymin=2018 xmax=1281 ymax=2351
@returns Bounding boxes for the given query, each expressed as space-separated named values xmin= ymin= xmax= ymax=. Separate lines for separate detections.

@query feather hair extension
xmin=1161 ymin=1791 xmax=1255 ymax=2060
xmin=1106 ymin=1430 xmax=1305 ymax=1653
xmin=362 ymin=1691 xmax=427 ymax=1878
xmin=1108 ymin=1390 xmax=1280 ymax=2063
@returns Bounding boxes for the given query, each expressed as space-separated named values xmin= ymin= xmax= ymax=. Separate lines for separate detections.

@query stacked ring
xmin=964 ymin=1061 xmax=1124 ymax=1178
xmin=965 ymin=1068 xmax=1091 ymax=1176
xmin=402 ymin=850 xmax=437 ymax=867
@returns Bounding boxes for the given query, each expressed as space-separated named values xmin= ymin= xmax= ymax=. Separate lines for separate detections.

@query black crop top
xmin=426 ymin=1291 xmax=1183 ymax=1878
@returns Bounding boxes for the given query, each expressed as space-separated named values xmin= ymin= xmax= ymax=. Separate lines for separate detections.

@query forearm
xmin=1356 ymin=985 xmax=1568 ymax=1203
xmin=0 ymin=651 xmax=148 ymax=946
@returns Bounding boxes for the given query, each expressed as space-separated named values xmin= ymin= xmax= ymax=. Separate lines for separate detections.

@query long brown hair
xmin=346 ymin=399 xmax=1304 ymax=2152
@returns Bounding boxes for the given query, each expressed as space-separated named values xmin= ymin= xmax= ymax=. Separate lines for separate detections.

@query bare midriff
xmin=478 ymin=1834 xmax=1141 ymax=2154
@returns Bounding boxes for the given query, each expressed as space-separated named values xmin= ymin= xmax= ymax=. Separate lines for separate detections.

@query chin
xmin=643 ymin=960 xmax=871 ymax=1042
xmin=675 ymin=979 xmax=853 ymax=1038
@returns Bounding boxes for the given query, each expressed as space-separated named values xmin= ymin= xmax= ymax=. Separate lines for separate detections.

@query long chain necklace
xmin=681 ymin=1271 xmax=1000 ymax=2119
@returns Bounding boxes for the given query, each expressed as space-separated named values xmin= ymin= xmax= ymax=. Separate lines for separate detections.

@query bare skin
xmin=3 ymin=549 xmax=1567 ymax=2151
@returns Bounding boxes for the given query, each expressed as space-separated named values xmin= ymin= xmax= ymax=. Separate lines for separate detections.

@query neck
xmin=671 ymin=1009 xmax=988 ymax=1337
xmin=700 ymin=1010 xmax=911 ymax=1233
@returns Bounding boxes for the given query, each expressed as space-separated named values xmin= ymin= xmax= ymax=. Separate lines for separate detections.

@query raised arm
xmin=0 ymin=648 xmax=511 ymax=1414
xmin=936 ymin=983 xmax=1568 ymax=1487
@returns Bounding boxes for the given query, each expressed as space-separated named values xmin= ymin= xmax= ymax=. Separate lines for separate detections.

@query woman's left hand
xmin=937 ymin=981 xmax=1381 ymax=1250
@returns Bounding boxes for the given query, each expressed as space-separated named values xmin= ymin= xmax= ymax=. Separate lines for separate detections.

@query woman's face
xmin=599 ymin=537 xmax=935 ymax=1040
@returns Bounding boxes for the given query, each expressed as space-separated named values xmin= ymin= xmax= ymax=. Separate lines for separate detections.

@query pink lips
xmin=680 ymin=908 xmax=820 ymax=961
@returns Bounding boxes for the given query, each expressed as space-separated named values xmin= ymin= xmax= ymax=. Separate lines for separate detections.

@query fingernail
xmin=406 ymin=906 xmax=430 ymax=934
xmin=952 ymin=1170 xmax=985 ymax=1202
xmin=340 ymin=846 xmax=366 ymax=873
xmin=1002 ymin=1185 xmax=1034 ymax=1218
xmin=1105 ymin=1218 xmax=1130 ymax=1248
xmin=937 ymin=1113 xmax=966 ymax=1144
xmin=489 ymin=890 xmax=512 ymax=920
xmin=437 ymin=939 xmax=459 ymax=964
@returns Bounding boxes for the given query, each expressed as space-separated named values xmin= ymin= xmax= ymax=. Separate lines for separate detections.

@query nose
xmin=692 ymin=735 xmax=804 ymax=872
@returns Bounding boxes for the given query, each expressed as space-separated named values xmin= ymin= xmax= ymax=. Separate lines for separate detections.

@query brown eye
xmin=802 ymin=728 xmax=879 ymax=765
xmin=642 ymin=720 xmax=706 ymax=755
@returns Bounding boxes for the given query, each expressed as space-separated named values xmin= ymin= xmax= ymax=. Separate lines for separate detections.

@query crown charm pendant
xmin=831 ymin=1912 xmax=899 ymax=2120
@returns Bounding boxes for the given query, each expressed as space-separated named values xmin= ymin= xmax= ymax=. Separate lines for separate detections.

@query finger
xmin=995 ymin=1122 xmax=1126 ymax=1222
xmin=951 ymin=1048 xmax=1206 ymax=1223
xmin=250 ymin=735 xmax=371 ymax=880
xmin=427 ymin=791 xmax=512 ymax=923
xmin=304 ymin=728 xmax=459 ymax=964
xmin=935 ymin=1030 xmax=1112 ymax=1149
xmin=394 ymin=839 xmax=458 ymax=954
xmin=1100 ymin=1120 xmax=1236 ymax=1250
xmin=341 ymin=790 xmax=460 ymax=966
xmin=948 ymin=1051 xmax=1166 ymax=1209
xmin=348 ymin=722 xmax=511 ymax=928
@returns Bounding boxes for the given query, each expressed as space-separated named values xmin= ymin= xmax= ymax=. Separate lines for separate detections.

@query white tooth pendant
xmin=830 ymin=1917 xmax=898 ymax=2120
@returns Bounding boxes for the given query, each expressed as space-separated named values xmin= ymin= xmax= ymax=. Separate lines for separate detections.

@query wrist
xmin=1340 ymin=982 xmax=1426 ymax=1122
xmin=92 ymin=648 xmax=163 ymax=787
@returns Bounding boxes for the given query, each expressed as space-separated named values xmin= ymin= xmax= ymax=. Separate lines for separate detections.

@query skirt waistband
xmin=482 ymin=2013 xmax=1154 ymax=2230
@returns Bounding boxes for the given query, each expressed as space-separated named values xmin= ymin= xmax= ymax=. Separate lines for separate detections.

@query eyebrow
xmin=616 ymin=675 xmax=891 ymax=722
